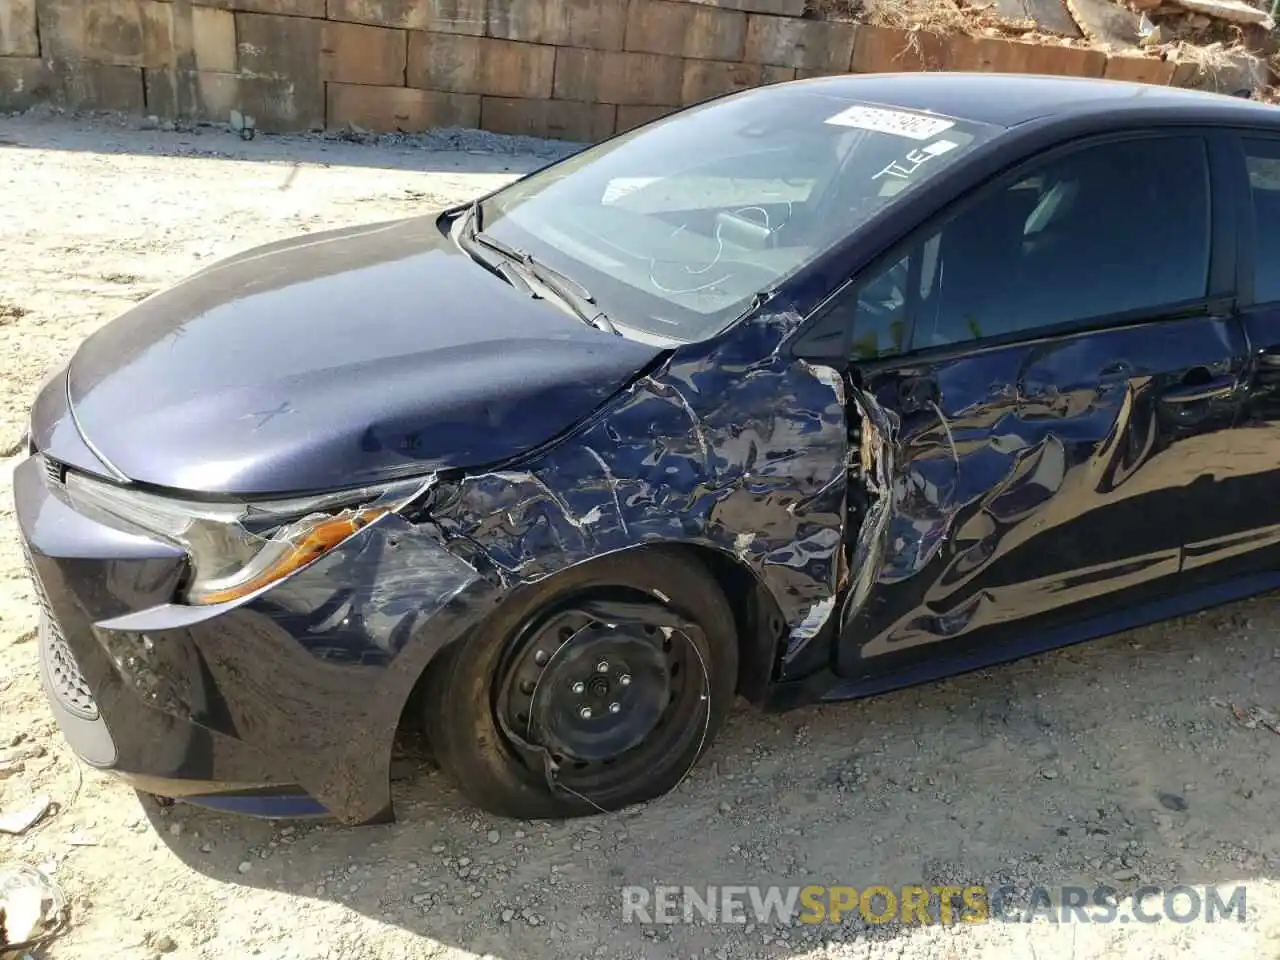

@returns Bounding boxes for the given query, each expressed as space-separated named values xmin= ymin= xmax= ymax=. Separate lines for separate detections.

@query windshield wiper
xmin=461 ymin=201 xmax=618 ymax=335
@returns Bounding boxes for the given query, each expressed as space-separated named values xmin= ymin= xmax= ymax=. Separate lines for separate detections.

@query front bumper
xmin=14 ymin=453 xmax=497 ymax=823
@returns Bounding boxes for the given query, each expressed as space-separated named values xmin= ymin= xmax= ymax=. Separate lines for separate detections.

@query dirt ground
xmin=3 ymin=111 xmax=1280 ymax=960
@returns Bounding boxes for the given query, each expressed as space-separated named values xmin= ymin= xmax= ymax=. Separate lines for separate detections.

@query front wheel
xmin=423 ymin=549 xmax=738 ymax=819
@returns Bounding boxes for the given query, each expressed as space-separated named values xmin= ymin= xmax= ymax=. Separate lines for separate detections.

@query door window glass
xmin=815 ymin=253 xmax=913 ymax=360
xmin=1243 ymin=138 xmax=1280 ymax=304
xmin=909 ymin=136 xmax=1210 ymax=349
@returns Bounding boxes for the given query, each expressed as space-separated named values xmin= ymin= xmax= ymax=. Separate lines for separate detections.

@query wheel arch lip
xmin=426 ymin=304 xmax=851 ymax=696
xmin=636 ymin=542 xmax=788 ymax=705
xmin=424 ymin=541 xmax=791 ymax=710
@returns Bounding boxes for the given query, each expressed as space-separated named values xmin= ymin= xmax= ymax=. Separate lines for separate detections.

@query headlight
xmin=63 ymin=472 xmax=430 ymax=606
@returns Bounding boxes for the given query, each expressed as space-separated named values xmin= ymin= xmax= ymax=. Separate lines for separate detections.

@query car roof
xmin=777 ymin=72 xmax=1280 ymax=130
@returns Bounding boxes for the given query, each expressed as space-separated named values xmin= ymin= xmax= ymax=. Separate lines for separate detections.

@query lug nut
xmin=609 ymin=702 xmax=621 ymax=714
xmin=571 ymin=681 xmax=585 ymax=694
xmin=619 ymin=674 xmax=632 ymax=687
xmin=596 ymin=660 xmax=609 ymax=673
xmin=534 ymin=650 xmax=548 ymax=665
xmin=579 ymin=706 xmax=593 ymax=719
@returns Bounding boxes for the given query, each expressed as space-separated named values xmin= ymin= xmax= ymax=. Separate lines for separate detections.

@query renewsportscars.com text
xmin=620 ymin=884 xmax=1248 ymax=925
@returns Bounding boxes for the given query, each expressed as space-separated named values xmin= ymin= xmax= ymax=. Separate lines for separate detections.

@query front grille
xmin=43 ymin=454 xmax=64 ymax=486
xmin=42 ymin=618 xmax=100 ymax=721
xmin=23 ymin=543 xmax=100 ymax=721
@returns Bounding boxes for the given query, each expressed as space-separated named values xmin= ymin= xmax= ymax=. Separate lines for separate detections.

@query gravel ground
xmin=3 ymin=110 xmax=1280 ymax=960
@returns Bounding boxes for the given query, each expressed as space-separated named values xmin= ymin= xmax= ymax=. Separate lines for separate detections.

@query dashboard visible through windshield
xmin=475 ymin=84 xmax=999 ymax=344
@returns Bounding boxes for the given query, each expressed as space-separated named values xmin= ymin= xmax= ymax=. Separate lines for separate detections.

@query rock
xmin=0 ymin=884 xmax=44 ymax=944
xmin=987 ymin=0 xmax=1083 ymax=36
xmin=1041 ymin=768 xmax=1059 ymax=780
xmin=488 ymin=830 xmax=500 ymax=844
xmin=1173 ymin=48 xmax=1269 ymax=95
xmin=1158 ymin=792 xmax=1189 ymax=812
xmin=154 ymin=934 xmax=177 ymax=953
xmin=237 ymin=861 xmax=252 ymax=874
xmin=1170 ymin=0 xmax=1274 ymax=26
xmin=502 ymin=908 xmax=515 ymax=921
xmin=0 ymin=864 xmax=62 ymax=946
xmin=169 ymin=822 xmax=183 ymax=836
xmin=0 ymin=744 xmax=45 ymax=764
xmin=0 ymin=793 xmax=52 ymax=835
xmin=1068 ymin=0 xmax=1142 ymax=45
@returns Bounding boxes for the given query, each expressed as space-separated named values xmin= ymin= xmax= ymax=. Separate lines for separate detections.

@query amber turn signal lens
xmin=194 ymin=508 xmax=388 ymax=605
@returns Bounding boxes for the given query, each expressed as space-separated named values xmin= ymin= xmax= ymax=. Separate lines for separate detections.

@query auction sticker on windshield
xmin=825 ymin=105 xmax=956 ymax=140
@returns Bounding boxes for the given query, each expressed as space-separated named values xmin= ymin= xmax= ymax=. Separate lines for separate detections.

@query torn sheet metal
xmin=432 ymin=303 xmax=849 ymax=655
xmin=840 ymin=386 xmax=897 ymax=632
xmin=54 ymin=510 xmax=487 ymax=824
xmin=94 ymin=512 xmax=481 ymax=714
xmin=838 ymin=317 xmax=1240 ymax=671
xmin=23 ymin=297 xmax=850 ymax=825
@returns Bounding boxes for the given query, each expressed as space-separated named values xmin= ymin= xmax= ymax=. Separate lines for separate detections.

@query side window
xmin=908 ymin=136 xmax=1212 ymax=350
xmin=1243 ymin=138 xmax=1280 ymax=304
xmin=810 ymin=252 xmax=913 ymax=360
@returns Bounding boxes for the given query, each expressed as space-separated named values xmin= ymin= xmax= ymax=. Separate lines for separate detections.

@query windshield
xmin=477 ymin=82 xmax=1000 ymax=343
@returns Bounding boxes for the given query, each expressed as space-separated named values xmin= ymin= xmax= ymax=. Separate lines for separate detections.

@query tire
xmin=423 ymin=548 xmax=738 ymax=819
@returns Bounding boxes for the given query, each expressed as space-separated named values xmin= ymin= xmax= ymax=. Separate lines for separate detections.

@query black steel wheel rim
xmin=495 ymin=593 xmax=709 ymax=796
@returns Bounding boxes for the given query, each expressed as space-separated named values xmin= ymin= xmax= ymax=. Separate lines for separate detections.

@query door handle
xmin=1160 ymin=367 xmax=1237 ymax=404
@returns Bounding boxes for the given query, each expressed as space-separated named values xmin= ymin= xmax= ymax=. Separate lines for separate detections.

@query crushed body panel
xmin=432 ymin=304 xmax=851 ymax=668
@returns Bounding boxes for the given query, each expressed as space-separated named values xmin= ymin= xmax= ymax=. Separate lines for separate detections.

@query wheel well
xmin=674 ymin=544 xmax=787 ymax=703
xmin=401 ymin=542 xmax=789 ymax=750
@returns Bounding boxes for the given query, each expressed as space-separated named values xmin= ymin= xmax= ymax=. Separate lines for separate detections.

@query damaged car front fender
xmin=428 ymin=302 xmax=856 ymax=686
xmin=29 ymin=297 xmax=873 ymax=824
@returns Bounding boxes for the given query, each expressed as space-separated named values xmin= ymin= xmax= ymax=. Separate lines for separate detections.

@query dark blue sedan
xmin=15 ymin=72 xmax=1280 ymax=823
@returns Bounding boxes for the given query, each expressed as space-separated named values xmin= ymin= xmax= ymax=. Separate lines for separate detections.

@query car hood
xmin=62 ymin=215 xmax=664 ymax=496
